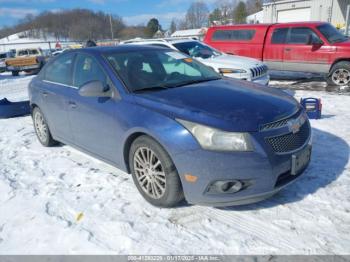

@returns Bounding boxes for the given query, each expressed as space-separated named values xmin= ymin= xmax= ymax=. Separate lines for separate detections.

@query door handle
xmin=68 ymin=101 xmax=77 ymax=109
xmin=42 ymin=91 xmax=49 ymax=97
xmin=285 ymin=48 xmax=292 ymax=52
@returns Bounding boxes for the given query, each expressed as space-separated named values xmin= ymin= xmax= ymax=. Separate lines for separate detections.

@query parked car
xmin=29 ymin=46 xmax=311 ymax=207
xmin=5 ymin=48 xmax=46 ymax=76
xmin=0 ymin=52 xmax=11 ymax=73
xmin=204 ymin=22 xmax=350 ymax=86
xmin=121 ymin=38 xmax=270 ymax=85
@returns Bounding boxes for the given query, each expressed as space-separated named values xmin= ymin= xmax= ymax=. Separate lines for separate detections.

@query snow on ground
xmin=0 ymin=73 xmax=350 ymax=254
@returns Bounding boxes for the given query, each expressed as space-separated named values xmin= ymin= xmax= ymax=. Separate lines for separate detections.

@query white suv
xmin=121 ymin=38 xmax=270 ymax=85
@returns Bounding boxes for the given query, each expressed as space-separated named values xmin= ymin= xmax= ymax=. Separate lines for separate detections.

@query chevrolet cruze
xmin=28 ymin=46 xmax=312 ymax=207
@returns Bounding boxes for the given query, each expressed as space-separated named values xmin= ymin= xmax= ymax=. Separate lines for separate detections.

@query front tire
xmin=327 ymin=61 xmax=350 ymax=86
xmin=32 ymin=107 xmax=57 ymax=147
xmin=12 ymin=71 xmax=19 ymax=76
xmin=129 ymin=135 xmax=184 ymax=207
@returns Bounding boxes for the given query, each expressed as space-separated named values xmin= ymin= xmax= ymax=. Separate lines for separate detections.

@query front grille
xmin=250 ymin=65 xmax=268 ymax=79
xmin=260 ymin=110 xmax=301 ymax=131
xmin=266 ymin=121 xmax=310 ymax=153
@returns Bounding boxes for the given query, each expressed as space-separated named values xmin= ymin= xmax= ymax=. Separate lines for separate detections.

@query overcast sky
xmin=0 ymin=0 xmax=218 ymax=29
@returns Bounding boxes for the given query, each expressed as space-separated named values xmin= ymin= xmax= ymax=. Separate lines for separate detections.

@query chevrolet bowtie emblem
xmin=288 ymin=115 xmax=305 ymax=134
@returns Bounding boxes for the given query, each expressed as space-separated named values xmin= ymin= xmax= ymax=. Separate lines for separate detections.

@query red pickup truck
xmin=204 ymin=22 xmax=350 ymax=86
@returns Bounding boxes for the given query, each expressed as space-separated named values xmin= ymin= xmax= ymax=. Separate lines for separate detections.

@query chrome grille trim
xmin=260 ymin=109 xmax=302 ymax=131
xmin=250 ymin=65 xmax=268 ymax=79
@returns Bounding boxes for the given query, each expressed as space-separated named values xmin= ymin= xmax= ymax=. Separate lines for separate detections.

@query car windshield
xmin=105 ymin=49 xmax=221 ymax=92
xmin=0 ymin=53 xmax=6 ymax=59
xmin=317 ymin=24 xmax=348 ymax=44
xmin=173 ymin=41 xmax=222 ymax=59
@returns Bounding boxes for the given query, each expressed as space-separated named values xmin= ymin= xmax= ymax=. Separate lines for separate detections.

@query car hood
xmin=197 ymin=54 xmax=264 ymax=70
xmin=133 ymin=79 xmax=299 ymax=132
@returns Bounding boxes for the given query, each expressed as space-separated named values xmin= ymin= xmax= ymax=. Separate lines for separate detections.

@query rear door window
xmin=271 ymin=28 xmax=289 ymax=44
xmin=212 ymin=29 xmax=256 ymax=41
xmin=44 ymin=53 xmax=75 ymax=86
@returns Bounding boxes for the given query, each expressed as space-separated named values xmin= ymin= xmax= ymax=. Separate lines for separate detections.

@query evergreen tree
xmin=233 ymin=1 xmax=248 ymax=24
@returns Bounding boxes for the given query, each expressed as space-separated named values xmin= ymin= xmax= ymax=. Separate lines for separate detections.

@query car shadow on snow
xmin=217 ymin=127 xmax=349 ymax=211
xmin=0 ymin=72 xmax=36 ymax=80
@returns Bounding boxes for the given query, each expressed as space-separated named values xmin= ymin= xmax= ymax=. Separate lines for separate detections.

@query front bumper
xmin=223 ymin=72 xmax=270 ymax=86
xmin=171 ymin=129 xmax=311 ymax=207
xmin=252 ymin=74 xmax=270 ymax=86
xmin=6 ymin=64 xmax=40 ymax=71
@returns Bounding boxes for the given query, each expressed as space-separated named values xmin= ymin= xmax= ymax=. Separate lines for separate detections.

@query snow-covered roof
xmin=171 ymin=28 xmax=207 ymax=38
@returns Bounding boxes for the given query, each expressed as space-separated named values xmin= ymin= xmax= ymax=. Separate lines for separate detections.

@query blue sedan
xmin=28 ymin=46 xmax=312 ymax=207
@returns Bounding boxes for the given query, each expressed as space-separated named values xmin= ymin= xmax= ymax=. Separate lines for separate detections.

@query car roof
xmin=209 ymin=21 xmax=327 ymax=30
xmin=69 ymin=45 xmax=171 ymax=55
xmin=122 ymin=38 xmax=199 ymax=45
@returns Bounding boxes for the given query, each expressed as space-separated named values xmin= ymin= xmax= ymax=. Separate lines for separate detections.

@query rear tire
xmin=12 ymin=71 xmax=19 ymax=76
xmin=32 ymin=107 xmax=57 ymax=147
xmin=327 ymin=61 xmax=350 ymax=86
xmin=129 ymin=135 xmax=184 ymax=207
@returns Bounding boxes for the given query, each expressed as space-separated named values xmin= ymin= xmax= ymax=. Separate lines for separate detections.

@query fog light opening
xmin=208 ymin=180 xmax=243 ymax=194
xmin=221 ymin=181 xmax=242 ymax=193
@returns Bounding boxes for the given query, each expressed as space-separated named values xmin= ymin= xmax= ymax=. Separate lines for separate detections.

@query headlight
xmin=177 ymin=119 xmax=253 ymax=151
xmin=219 ymin=68 xmax=247 ymax=74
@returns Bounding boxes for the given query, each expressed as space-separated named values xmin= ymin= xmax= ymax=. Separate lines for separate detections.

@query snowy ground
xmin=0 ymin=73 xmax=349 ymax=254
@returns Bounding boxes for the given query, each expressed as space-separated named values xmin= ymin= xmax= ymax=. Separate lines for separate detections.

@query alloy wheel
xmin=332 ymin=69 xmax=350 ymax=85
xmin=133 ymin=147 xmax=166 ymax=199
xmin=34 ymin=111 xmax=48 ymax=143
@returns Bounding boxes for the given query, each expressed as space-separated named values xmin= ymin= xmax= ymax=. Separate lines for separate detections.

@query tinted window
xmin=28 ymin=49 xmax=39 ymax=55
xmin=212 ymin=29 xmax=256 ymax=41
xmin=18 ymin=50 xmax=28 ymax=56
xmin=0 ymin=53 xmax=6 ymax=59
xmin=271 ymin=28 xmax=289 ymax=44
xmin=173 ymin=41 xmax=221 ymax=59
xmin=287 ymin=27 xmax=319 ymax=44
xmin=44 ymin=53 xmax=74 ymax=85
xmin=74 ymin=54 xmax=107 ymax=88
xmin=317 ymin=23 xmax=348 ymax=43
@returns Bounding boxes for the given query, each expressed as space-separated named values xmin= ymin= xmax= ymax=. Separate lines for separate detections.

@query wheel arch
xmin=329 ymin=58 xmax=350 ymax=74
xmin=123 ymin=131 xmax=163 ymax=174
xmin=30 ymin=103 xmax=39 ymax=115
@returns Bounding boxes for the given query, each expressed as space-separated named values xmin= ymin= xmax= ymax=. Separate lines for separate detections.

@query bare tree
xmin=185 ymin=1 xmax=209 ymax=29
xmin=215 ymin=0 xmax=238 ymax=24
xmin=0 ymin=9 xmax=125 ymax=41
xmin=246 ymin=0 xmax=263 ymax=15
xmin=170 ymin=19 xmax=177 ymax=34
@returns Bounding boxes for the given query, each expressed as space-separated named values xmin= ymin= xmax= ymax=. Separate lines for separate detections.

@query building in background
xmin=263 ymin=0 xmax=348 ymax=27
xmin=171 ymin=28 xmax=207 ymax=40
xmin=247 ymin=10 xmax=264 ymax=24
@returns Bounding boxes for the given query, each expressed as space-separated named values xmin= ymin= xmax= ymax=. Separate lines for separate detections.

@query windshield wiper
xmin=172 ymin=77 xmax=221 ymax=88
xmin=133 ymin=85 xmax=169 ymax=93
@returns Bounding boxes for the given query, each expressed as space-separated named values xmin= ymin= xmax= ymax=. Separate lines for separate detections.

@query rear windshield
xmin=212 ymin=29 xmax=256 ymax=41
xmin=317 ymin=24 xmax=348 ymax=43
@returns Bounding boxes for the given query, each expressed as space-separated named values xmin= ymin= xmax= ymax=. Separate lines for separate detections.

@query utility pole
xmin=346 ymin=5 xmax=350 ymax=36
xmin=109 ymin=14 xmax=114 ymax=40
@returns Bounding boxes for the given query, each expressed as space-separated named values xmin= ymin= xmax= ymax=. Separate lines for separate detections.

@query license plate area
xmin=291 ymin=146 xmax=311 ymax=175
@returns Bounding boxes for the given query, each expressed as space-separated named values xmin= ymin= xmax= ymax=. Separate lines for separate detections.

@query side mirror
xmin=309 ymin=35 xmax=323 ymax=45
xmin=78 ymin=80 xmax=112 ymax=97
